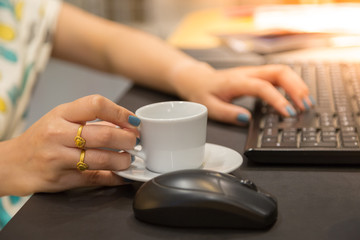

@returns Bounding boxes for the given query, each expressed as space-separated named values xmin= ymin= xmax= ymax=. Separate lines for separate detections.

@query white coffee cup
xmin=127 ymin=101 xmax=208 ymax=173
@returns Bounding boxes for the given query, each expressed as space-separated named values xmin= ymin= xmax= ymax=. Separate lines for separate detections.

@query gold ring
xmin=77 ymin=149 xmax=89 ymax=171
xmin=74 ymin=125 xmax=86 ymax=149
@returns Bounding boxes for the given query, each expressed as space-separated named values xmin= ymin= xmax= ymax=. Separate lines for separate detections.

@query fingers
xmin=204 ymin=79 xmax=295 ymax=125
xmin=58 ymin=94 xmax=140 ymax=129
xmin=238 ymin=77 xmax=297 ymax=117
xmin=244 ymin=64 xmax=315 ymax=111
xmin=70 ymin=122 xmax=138 ymax=150
xmin=202 ymin=63 xmax=317 ymax=124
xmin=44 ymin=119 xmax=138 ymax=151
xmin=68 ymin=148 xmax=132 ymax=171
xmin=203 ymin=95 xmax=251 ymax=126
xmin=53 ymin=96 xmax=139 ymax=150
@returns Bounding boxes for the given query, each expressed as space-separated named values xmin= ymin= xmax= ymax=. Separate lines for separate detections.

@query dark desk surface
xmin=2 ymin=86 xmax=360 ymax=240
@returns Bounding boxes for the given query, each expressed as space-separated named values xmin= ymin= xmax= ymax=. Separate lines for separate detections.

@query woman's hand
xmin=0 ymin=95 xmax=139 ymax=196
xmin=171 ymin=63 xmax=314 ymax=125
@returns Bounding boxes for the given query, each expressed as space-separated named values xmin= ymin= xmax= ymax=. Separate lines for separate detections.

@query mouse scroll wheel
xmin=240 ymin=179 xmax=258 ymax=191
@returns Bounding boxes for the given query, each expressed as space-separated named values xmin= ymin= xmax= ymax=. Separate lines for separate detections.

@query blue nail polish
xmin=286 ymin=105 xmax=296 ymax=117
xmin=136 ymin=137 xmax=141 ymax=146
xmin=128 ymin=115 xmax=141 ymax=126
xmin=237 ymin=113 xmax=250 ymax=123
xmin=131 ymin=155 xmax=135 ymax=163
xmin=309 ymin=95 xmax=316 ymax=105
xmin=302 ymin=98 xmax=310 ymax=110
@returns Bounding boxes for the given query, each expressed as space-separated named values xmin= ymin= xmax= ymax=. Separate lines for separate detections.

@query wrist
xmin=169 ymin=60 xmax=213 ymax=79
xmin=168 ymin=60 xmax=215 ymax=99
xmin=0 ymin=138 xmax=31 ymax=196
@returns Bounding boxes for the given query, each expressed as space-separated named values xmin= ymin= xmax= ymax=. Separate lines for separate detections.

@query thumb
xmin=204 ymin=96 xmax=251 ymax=126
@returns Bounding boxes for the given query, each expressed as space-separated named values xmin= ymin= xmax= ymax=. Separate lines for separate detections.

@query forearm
xmin=103 ymin=25 xmax=205 ymax=94
xmin=52 ymin=3 xmax=212 ymax=95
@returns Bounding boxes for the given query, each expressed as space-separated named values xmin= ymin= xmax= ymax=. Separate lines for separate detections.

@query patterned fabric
xmin=0 ymin=196 xmax=29 ymax=229
xmin=0 ymin=0 xmax=61 ymax=229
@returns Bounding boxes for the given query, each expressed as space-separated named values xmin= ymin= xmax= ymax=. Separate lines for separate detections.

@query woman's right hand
xmin=0 ymin=95 xmax=140 ymax=196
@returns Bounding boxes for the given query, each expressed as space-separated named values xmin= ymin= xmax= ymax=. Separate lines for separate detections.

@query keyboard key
xmin=279 ymin=142 xmax=297 ymax=148
xmin=282 ymin=136 xmax=297 ymax=142
xmin=302 ymin=136 xmax=317 ymax=142
xmin=261 ymin=141 xmax=297 ymax=148
xmin=322 ymin=131 xmax=336 ymax=137
xmin=322 ymin=136 xmax=337 ymax=142
xmin=342 ymin=136 xmax=358 ymax=141
xmin=261 ymin=142 xmax=279 ymax=148
xmin=263 ymin=127 xmax=278 ymax=137
xmin=300 ymin=142 xmax=337 ymax=148
xmin=343 ymin=141 xmax=359 ymax=148
xmin=321 ymin=126 xmax=336 ymax=132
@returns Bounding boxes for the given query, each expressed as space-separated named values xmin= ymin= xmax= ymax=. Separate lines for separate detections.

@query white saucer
xmin=114 ymin=143 xmax=243 ymax=182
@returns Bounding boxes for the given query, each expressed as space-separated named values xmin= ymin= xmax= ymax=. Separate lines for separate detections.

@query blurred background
xmin=64 ymin=0 xmax=351 ymax=38
xmin=65 ymin=0 xmax=246 ymax=38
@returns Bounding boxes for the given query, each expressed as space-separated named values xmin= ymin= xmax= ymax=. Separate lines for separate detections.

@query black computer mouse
xmin=133 ymin=169 xmax=277 ymax=229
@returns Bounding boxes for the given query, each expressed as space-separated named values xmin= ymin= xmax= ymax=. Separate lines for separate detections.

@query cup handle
xmin=125 ymin=148 xmax=146 ymax=161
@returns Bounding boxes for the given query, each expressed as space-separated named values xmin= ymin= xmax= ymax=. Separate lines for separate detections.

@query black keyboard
xmin=244 ymin=62 xmax=360 ymax=164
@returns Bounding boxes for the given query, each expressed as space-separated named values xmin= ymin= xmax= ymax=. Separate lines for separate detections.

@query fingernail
xmin=309 ymin=95 xmax=316 ymax=105
xmin=285 ymin=105 xmax=296 ymax=117
xmin=131 ymin=155 xmax=135 ymax=163
xmin=128 ymin=115 xmax=141 ymax=126
xmin=302 ymin=98 xmax=310 ymax=110
xmin=136 ymin=137 xmax=140 ymax=146
xmin=237 ymin=113 xmax=250 ymax=123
